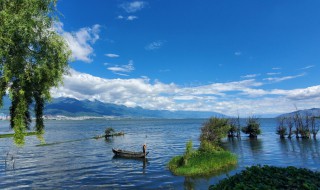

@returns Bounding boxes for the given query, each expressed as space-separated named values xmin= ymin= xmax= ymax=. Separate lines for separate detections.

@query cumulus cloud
xmin=120 ymin=1 xmax=147 ymax=13
xmin=55 ymin=22 xmax=100 ymax=62
xmin=105 ymin=53 xmax=120 ymax=58
xmin=145 ymin=41 xmax=165 ymax=50
xmin=50 ymin=69 xmax=320 ymax=117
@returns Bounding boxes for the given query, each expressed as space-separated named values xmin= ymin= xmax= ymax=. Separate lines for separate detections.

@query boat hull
xmin=112 ymin=148 xmax=149 ymax=158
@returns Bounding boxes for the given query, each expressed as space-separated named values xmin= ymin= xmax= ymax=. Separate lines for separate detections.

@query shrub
xmin=276 ymin=117 xmax=287 ymax=138
xmin=228 ymin=117 xmax=241 ymax=138
xmin=241 ymin=116 xmax=261 ymax=138
xmin=210 ymin=165 xmax=320 ymax=190
xmin=182 ymin=140 xmax=194 ymax=165
xmin=200 ymin=117 xmax=230 ymax=147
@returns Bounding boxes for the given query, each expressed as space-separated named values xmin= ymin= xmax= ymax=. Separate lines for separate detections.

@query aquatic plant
xmin=168 ymin=117 xmax=237 ymax=176
xmin=168 ymin=141 xmax=237 ymax=176
xmin=105 ymin=127 xmax=115 ymax=136
xmin=228 ymin=116 xmax=241 ymax=138
xmin=200 ymin=117 xmax=230 ymax=148
xmin=241 ymin=116 xmax=261 ymax=138
xmin=209 ymin=165 xmax=320 ymax=190
xmin=276 ymin=117 xmax=287 ymax=138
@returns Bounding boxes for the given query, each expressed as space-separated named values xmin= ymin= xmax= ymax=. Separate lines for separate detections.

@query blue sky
xmin=52 ymin=0 xmax=320 ymax=117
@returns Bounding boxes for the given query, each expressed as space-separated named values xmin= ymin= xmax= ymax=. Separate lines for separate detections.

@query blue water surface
xmin=0 ymin=118 xmax=319 ymax=189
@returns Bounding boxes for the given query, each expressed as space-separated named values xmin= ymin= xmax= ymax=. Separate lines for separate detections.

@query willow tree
xmin=0 ymin=0 xmax=71 ymax=145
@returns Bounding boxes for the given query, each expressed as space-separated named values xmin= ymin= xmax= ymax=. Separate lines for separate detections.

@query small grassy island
xmin=209 ymin=165 xmax=320 ymax=190
xmin=168 ymin=141 xmax=237 ymax=176
xmin=168 ymin=117 xmax=238 ymax=176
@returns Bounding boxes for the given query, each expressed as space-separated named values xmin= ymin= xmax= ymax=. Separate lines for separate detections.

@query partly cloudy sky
xmin=54 ymin=0 xmax=320 ymax=117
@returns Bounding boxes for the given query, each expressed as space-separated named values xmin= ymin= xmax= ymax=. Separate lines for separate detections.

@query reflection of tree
xmin=278 ymin=138 xmax=320 ymax=164
xmin=248 ymin=138 xmax=263 ymax=155
xmin=184 ymin=177 xmax=195 ymax=190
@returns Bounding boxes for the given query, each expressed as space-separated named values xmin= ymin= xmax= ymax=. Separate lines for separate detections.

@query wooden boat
xmin=112 ymin=148 xmax=149 ymax=158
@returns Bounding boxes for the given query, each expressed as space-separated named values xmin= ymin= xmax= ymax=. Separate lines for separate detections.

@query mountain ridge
xmin=0 ymin=97 xmax=225 ymax=119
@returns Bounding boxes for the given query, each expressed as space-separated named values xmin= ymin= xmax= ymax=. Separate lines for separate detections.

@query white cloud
xmin=55 ymin=22 xmax=100 ymax=63
xmin=234 ymin=51 xmax=242 ymax=56
xmin=117 ymin=15 xmax=125 ymax=19
xmin=145 ymin=41 xmax=165 ymax=50
xmin=51 ymin=69 xmax=320 ymax=117
xmin=301 ymin=65 xmax=315 ymax=70
xmin=120 ymin=1 xmax=147 ymax=13
xmin=105 ymin=53 xmax=120 ymax=58
xmin=241 ymin=74 xmax=260 ymax=78
xmin=263 ymin=73 xmax=305 ymax=83
xmin=117 ymin=15 xmax=138 ymax=21
xmin=272 ymin=67 xmax=281 ymax=70
xmin=266 ymin=72 xmax=281 ymax=76
xmin=107 ymin=60 xmax=135 ymax=75
xmin=127 ymin=15 xmax=138 ymax=20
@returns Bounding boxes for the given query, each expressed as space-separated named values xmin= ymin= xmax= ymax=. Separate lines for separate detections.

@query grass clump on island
xmin=209 ymin=165 xmax=320 ymax=190
xmin=168 ymin=117 xmax=238 ymax=176
xmin=168 ymin=141 xmax=237 ymax=176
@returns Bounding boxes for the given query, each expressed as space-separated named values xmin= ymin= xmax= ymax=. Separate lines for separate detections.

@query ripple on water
xmin=0 ymin=119 xmax=319 ymax=189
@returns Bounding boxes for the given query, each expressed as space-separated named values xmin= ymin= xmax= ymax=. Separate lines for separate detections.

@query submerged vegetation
xmin=210 ymin=165 xmax=320 ymax=190
xmin=277 ymin=111 xmax=320 ymax=139
xmin=168 ymin=117 xmax=238 ymax=176
xmin=241 ymin=116 xmax=261 ymax=138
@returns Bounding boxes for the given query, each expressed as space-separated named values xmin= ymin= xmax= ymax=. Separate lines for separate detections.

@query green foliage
xmin=199 ymin=140 xmax=223 ymax=152
xmin=168 ymin=117 xmax=238 ymax=177
xmin=210 ymin=165 xmax=320 ymax=190
xmin=181 ymin=140 xmax=194 ymax=165
xmin=200 ymin=117 xmax=230 ymax=147
xmin=168 ymin=149 xmax=237 ymax=177
xmin=241 ymin=116 xmax=261 ymax=138
xmin=228 ymin=116 xmax=241 ymax=137
xmin=0 ymin=0 xmax=71 ymax=145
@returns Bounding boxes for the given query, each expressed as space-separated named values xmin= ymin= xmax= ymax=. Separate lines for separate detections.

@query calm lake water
xmin=0 ymin=118 xmax=319 ymax=189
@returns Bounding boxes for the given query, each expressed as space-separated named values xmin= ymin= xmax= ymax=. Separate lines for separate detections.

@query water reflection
xmin=224 ymin=137 xmax=263 ymax=159
xmin=112 ymin=156 xmax=149 ymax=173
xmin=279 ymin=138 xmax=320 ymax=166
xmin=248 ymin=138 xmax=263 ymax=155
xmin=1 ymin=119 xmax=319 ymax=189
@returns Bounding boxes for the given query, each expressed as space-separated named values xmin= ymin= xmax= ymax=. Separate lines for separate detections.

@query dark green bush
xmin=241 ymin=117 xmax=261 ymax=138
xmin=209 ymin=165 xmax=320 ymax=190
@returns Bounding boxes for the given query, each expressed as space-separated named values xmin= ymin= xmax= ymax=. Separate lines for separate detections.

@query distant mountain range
xmin=0 ymin=97 xmax=225 ymax=119
xmin=277 ymin=108 xmax=320 ymax=118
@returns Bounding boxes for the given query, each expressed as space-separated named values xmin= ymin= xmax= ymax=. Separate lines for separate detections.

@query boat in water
xmin=112 ymin=148 xmax=149 ymax=158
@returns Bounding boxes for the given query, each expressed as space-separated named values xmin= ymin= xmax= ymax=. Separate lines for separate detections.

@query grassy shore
xmin=168 ymin=149 xmax=237 ymax=176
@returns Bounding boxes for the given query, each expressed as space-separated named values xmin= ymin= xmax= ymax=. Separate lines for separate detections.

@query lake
xmin=0 ymin=118 xmax=319 ymax=189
